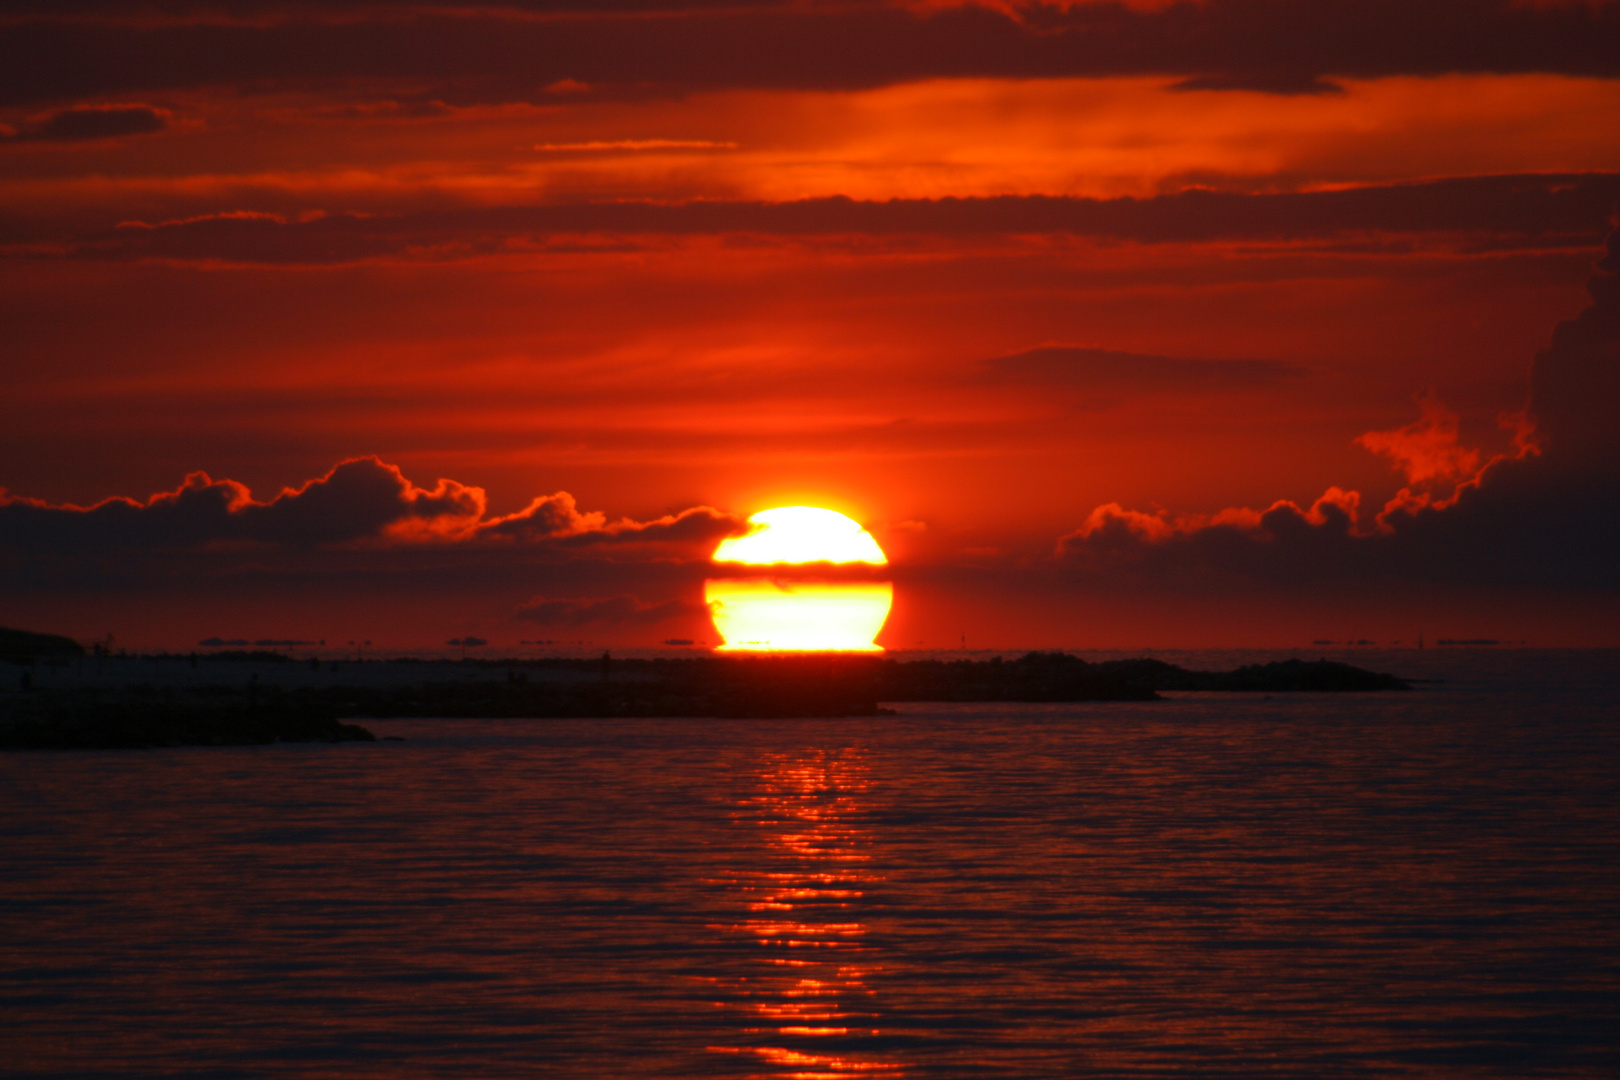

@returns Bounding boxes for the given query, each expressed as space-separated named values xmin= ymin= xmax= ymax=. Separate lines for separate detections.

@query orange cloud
xmin=1355 ymin=392 xmax=1482 ymax=487
xmin=7 ymin=76 xmax=1620 ymax=225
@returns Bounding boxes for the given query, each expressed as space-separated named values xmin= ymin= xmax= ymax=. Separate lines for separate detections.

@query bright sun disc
xmin=705 ymin=580 xmax=894 ymax=652
xmin=713 ymin=506 xmax=887 ymax=566
xmin=707 ymin=506 xmax=892 ymax=652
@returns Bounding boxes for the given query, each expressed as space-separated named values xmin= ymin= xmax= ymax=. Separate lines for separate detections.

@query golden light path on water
xmin=707 ymin=507 xmax=892 ymax=652
xmin=705 ymin=748 xmax=900 ymax=1078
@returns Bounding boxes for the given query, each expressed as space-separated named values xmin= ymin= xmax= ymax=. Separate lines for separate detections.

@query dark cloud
xmin=86 ymin=211 xmax=411 ymax=265
xmin=0 ymin=457 xmax=483 ymax=550
xmin=1171 ymin=72 xmax=1345 ymax=95
xmin=515 ymin=594 xmax=707 ymax=627
xmin=1527 ymin=222 xmax=1620 ymax=470
xmin=1 ymin=1 xmax=1617 ymax=108
xmin=1055 ymin=229 xmax=1620 ymax=591
xmin=29 ymin=174 xmax=1620 ymax=265
xmin=239 ymin=457 xmax=483 ymax=545
xmin=983 ymin=346 xmax=1304 ymax=393
xmin=481 ymin=495 xmax=744 ymax=548
xmin=0 ymin=455 xmax=740 ymax=556
xmin=565 ymin=506 xmax=746 ymax=548
xmin=1058 ymin=455 xmax=1619 ymax=591
xmin=0 ymin=103 xmax=167 ymax=142
xmin=476 ymin=493 xmax=596 ymax=543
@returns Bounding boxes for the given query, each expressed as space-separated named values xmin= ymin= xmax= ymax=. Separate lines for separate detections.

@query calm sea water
xmin=3 ymin=650 xmax=1617 ymax=1078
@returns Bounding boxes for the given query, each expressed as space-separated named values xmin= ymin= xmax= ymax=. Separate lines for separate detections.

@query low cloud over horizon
xmin=1055 ymin=229 xmax=1620 ymax=594
xmin=0 ymin=456 xmax=743 ymax=556
xmin=4 ymin=229 xmax=1615 ymax=645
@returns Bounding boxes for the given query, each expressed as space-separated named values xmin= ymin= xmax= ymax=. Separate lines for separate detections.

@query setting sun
xmin=712 ymin=506 xmax=888 ymax=566
xmin=707 ymin=506 xmax=892 ymax=651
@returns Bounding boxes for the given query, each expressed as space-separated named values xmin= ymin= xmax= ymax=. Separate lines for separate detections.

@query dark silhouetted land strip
xmin=0 ymin=686 xmax=376 ymax=750
xmin=860 ymin=653 xmax=1411 ymax=699
xmin=1 ymin=650 xmax=1410 ymax=748
xmin=0 ymin=625 xmax=84 ymax=665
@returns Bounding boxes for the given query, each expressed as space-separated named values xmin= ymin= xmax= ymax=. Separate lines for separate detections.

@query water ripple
xmin=2 ymin=659 xmax=1617 ymax=1077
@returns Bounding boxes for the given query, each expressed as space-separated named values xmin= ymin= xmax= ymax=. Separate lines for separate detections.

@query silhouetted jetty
xmin=1 ymin=649 xmax=1411 ymax=748
xmin=0 ymin=686 xmax=376 ymax=750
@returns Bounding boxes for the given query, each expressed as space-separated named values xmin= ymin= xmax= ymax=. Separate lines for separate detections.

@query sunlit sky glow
xmin=2 ymin=1 xmax=1618 ymax=648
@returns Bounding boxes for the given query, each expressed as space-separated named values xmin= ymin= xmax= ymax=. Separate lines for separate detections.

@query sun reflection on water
xmin=706 ymin=749 xmax=901 ymax=1077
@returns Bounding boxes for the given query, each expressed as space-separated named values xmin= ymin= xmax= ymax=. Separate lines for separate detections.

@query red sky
xmin=3 ymin=0 xmax=1619 ymax=649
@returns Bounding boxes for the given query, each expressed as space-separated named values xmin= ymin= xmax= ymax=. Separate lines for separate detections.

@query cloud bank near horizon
xmin=1055 ymin=229 xmax=1620 ymax=592
xmin=5 ymin=228 xmax=1616 ymax=609
xmin=0 ymin=456 xmax=743 ymax=556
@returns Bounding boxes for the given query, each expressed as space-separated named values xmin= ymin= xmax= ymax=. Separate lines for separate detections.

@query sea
xmin=2 ymin=648 xmax=1616 ymax=1078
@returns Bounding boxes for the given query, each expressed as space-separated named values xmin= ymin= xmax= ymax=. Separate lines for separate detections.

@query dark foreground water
xmin=2 ymin=650 xmax=1617 ymax=1078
